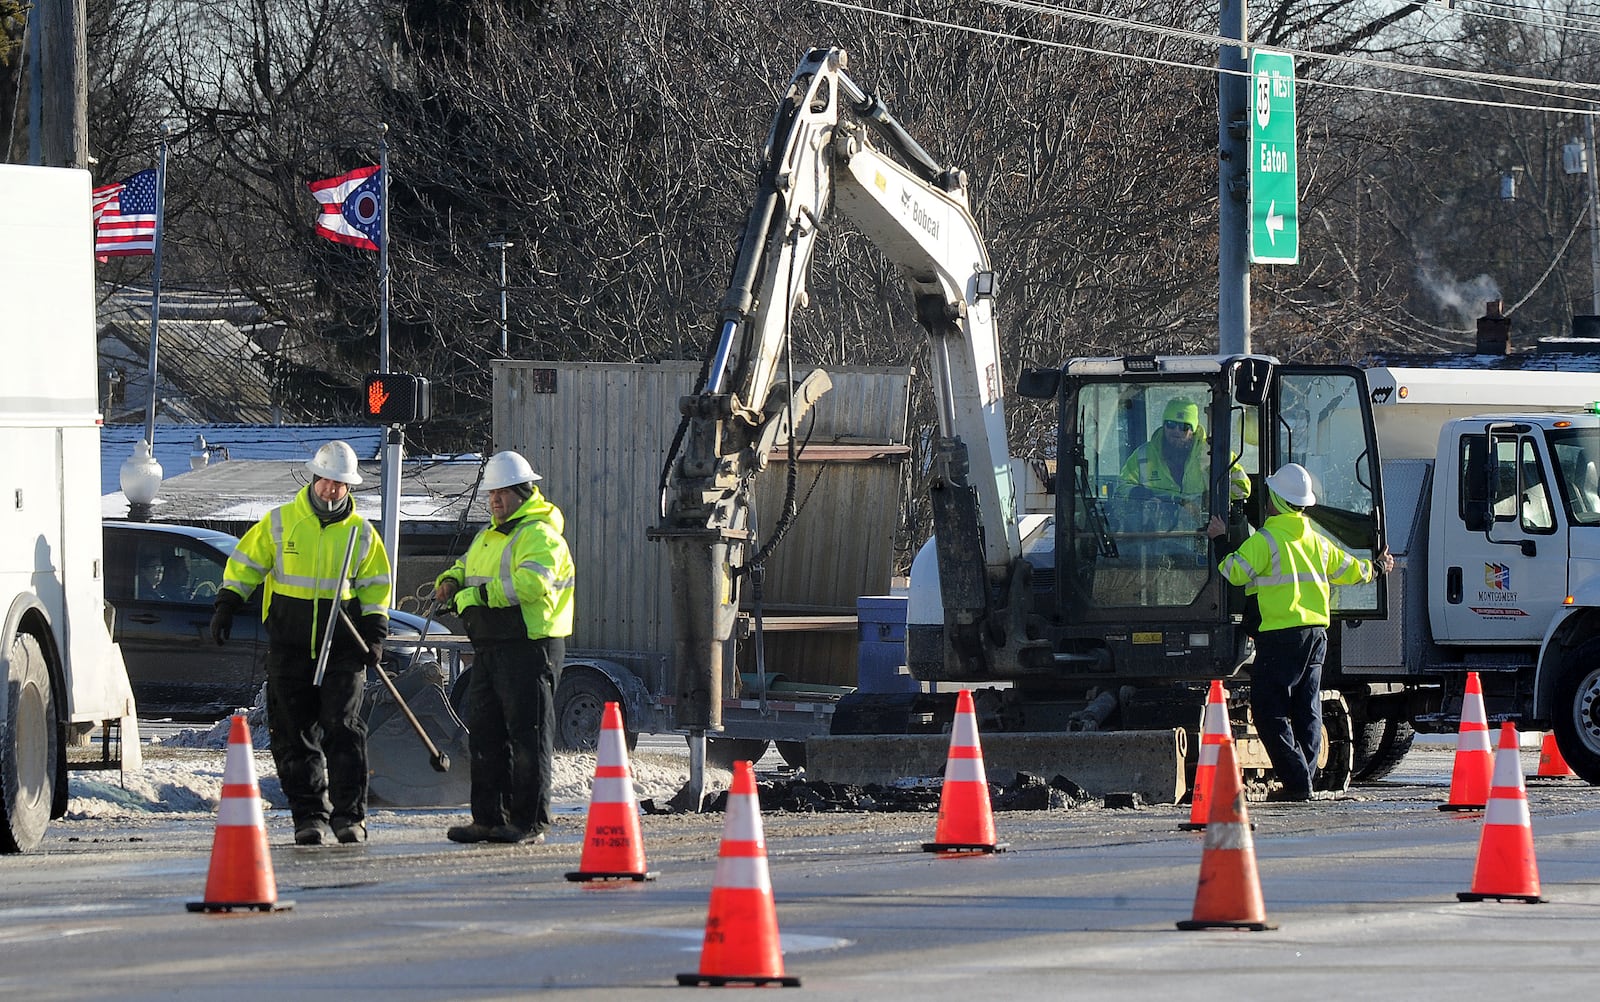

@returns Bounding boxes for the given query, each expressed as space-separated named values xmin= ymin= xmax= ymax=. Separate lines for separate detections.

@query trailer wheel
xmin=554 ymin=671 xmax=635 ymax=752
xmin=1352 ymin=717 xmax=1416 ymax=782
xmin=1551 ymin=637 xmax=1600 ymax=784
xmin=0 ymin=632 xmax=56 ymax=853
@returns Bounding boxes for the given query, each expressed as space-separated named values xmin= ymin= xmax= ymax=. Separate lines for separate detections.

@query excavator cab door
xmin=1272 ymin=365 xmax=1388 ymax=620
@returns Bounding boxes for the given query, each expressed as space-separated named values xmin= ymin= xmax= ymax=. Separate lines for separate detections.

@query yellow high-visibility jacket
xmin=1218 ymin=510 xmax=1373 ymax=631
xmin=221 ymin=487 xmax=391 ymax=659
xmin=436 ymin=487 xmax=574 ymax=645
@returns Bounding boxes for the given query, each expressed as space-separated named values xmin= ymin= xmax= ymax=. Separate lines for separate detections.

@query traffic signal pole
xmin=377 ymin=125 xmax=402 ymax=574
xmin=1218 ymin=0 xmax=1250 ymax=355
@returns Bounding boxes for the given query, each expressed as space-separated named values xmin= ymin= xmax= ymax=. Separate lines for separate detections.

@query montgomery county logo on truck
xmin=1473 ymin=562 xmax=1528 ymax=618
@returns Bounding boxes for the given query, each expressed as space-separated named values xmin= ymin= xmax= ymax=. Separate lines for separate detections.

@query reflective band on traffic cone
xmin=187 ymin=714 xmax=292 ymax=913
xmin=1458 ymin=722 xmax=1543 ymax=903
xmin=1440 ymin=671 xmax=1494 ymax=812
xmin=1177 ymin=731 xmax=1275 ymax=931
xmin=566 ymin=702 xmax=656 ymax=883
xmin=1180 ymin=680 xmax=1228 ymax=832
xmin=677 ymin=761 xmax=800 ymax=987
xmin=1527 ymin=732 xmax=1576 ymax=782
xmin=922 ymin=689 xmax=1008 ymax=854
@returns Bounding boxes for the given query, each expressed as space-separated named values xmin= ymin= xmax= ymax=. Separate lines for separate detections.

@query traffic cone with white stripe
xmin=1180 ymin=680 xmax=1229 ymax=832
xmin=677 ymin=760 xmax=800 ymax=987
xmin=1457 ymin=721 xmax=1543 ymax=903
xmin=1440 ymin=671 xmax=1494 ymax=812
xmin=566 ymin=701 xmax=656 ymax=882
xmin=1177 ymin=729 xmax=1275 ymax=931
xmin=187 ymin=714 xmax=292 ymax=913
xmin=922 ymin=689 xmax=1007 ymax=854
xmin=1527 ymin=732 xmax=1576 ymax=782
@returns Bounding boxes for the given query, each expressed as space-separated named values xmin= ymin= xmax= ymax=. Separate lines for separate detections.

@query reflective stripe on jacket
xmin=221 ymin=486 xmax=392 ymax=657
xmin=436 ymin=486 xmax=575 ymax=643
xmin=1217 ymin=510 xmax=1372 ymax=631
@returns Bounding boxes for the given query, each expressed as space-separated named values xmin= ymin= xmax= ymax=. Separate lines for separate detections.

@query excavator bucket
xmin=363 ymin=661 xmax=472 ymax=808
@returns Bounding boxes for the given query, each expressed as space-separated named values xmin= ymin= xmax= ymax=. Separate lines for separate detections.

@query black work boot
xmin=334 ymin=822 xmax=367 ymax=844
xmin=446 ymin=822 xmax=496 ymax=844
xmin=295 ymin=819 xmax=333 ymax=846
xmin=486 ymin=824 xmax=546 ymax=845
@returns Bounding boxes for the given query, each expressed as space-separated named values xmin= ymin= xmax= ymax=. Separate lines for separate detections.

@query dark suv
xmin=104 ymin=520 xmax=447 ymax=720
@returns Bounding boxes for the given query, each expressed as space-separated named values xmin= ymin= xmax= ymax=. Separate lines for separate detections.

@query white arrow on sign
xmin=1266 ymin=201 xmax=1284 ymax=244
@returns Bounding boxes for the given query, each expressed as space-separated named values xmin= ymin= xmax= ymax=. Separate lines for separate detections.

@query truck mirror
xmin=1016 ymin=368 xmax=1060 ymax=400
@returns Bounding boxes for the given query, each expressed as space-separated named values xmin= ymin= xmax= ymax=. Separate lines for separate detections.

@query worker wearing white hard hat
xmin=434 ymin=450 xmax=573 ymax=844
xmin=210 ymin=440 xmax=391 ymax=845
xmin=1207 ymin=462 xmax=1393 ymax=801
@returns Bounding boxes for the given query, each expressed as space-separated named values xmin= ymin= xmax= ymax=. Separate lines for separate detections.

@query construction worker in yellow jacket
xmin=434 ymin=450 xmax=575 ymax=845
xmin=1207 ymin=463 xmax=1393 ymax=801
xmin=1120 ymin=397 xmax=1251 ymax=526
xmin=210 ymin=441 xmax=392 ymax=845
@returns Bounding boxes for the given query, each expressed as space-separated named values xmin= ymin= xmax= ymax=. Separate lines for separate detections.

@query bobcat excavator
xmin=654 ymin=47 xmax=1390 ymax=802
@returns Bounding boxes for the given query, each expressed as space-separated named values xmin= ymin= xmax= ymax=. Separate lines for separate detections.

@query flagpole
xmin=143 ymin=125 xmax=170 ymax=452
xmin=377 ymin=124 xmax=402 ymax=577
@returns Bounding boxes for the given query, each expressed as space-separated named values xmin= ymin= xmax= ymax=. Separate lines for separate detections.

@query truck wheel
xmin=554 ymin=671 xmax=635 ymax=752
xmin=1353 ymin=718 xmax=1416 ymax=782
xmin=0 ymin=632 xmax=56 ymax=853
xmin=706 ymin=738 xmax=770 ymax=770
xmin=1312 ymin=690 xmax=1355 ymax=794
xmin=1551 ymin=637 xmax=1600 ymax=784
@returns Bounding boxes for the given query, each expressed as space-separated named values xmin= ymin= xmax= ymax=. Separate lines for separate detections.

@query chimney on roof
xmin=1475 ymin=300 xmax=1510 ymax=356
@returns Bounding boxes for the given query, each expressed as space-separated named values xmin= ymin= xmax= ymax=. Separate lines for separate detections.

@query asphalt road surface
xmin=2 ymin=741 xmax=1598 ymax=1000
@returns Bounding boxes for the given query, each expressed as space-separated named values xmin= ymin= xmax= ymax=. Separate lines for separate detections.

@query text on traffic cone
xmin=922 ymin=689 xmax=1006 ymax=854
xmin=1440 ymin=671 xmax=1494 ymax=812
xmin=566 ymin=701 xmax=656 ymax=882
xmin=1177 ymin=731 xmax=1274 ymax=931
xmin=1458 ymin=721 xmax=1542 ymax=903
xmin=1180 ymin=680 xmax=1229 ymax=832
xmin=677 ymin=760 xmax=799 ymax=987
xmin=187 ymin=714 xmax=292 ymax=913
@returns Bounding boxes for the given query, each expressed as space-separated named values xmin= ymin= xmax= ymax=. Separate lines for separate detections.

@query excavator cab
xmin=1052 ymin=355 xmax=1386 ymax=680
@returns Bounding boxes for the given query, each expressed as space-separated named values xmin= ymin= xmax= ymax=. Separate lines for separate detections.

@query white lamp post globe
xmin=120 ymin=440 xmax=163 ymax=506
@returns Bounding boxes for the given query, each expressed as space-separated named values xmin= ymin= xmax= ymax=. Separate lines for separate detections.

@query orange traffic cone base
xmin=1438 ymin=801 xmax=1486 ymax=813
xmin=565 ymin=867 xmax=658 ymax=883
xmin=921 ymin=839 xmax=1009 ymax=854
xmin=1176 ymin=916 xmax=1277 ymax=931
xmin=677 ymin=972 xmax=802 ymax=987
xmin=186 ymin=898 xmax=294 ymax=914
xmin=1456 ymin=889 xmax=1543 ymax=904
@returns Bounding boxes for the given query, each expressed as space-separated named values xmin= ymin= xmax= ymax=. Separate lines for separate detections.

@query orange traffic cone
xmin=1458 ymin=722 xmax=1543 ymax=903
xmin=1176 ymin=730 xmax=1275 ymax=931
xmin=566 ymin=701 xmax=656 ymax=883
xmin=922 ymin=689 xmax=1008 ymax=854
xmin=1179 ymin=680 xmax=1229 ymax=832
xmin=1440 ymin=671 xmax=1494 ymax=812
xmin=186 ymin=714 xmax=292 ymax=913
xmin=677 ymin=760 xmax=800 ymax=987
xmin=1527 ymin=732 xmax=1576 ymax=782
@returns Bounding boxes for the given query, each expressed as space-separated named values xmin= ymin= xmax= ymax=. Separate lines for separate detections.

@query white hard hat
xmin=306 ymin=440 xmax=363 ymax=486
xmin=1265 ymin=463 xmax=1316 ymax=508
xmin=483 ymin=450 xmax=540 ymax=490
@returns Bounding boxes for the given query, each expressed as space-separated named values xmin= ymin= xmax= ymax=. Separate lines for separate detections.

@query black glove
xmin=363 ymin=639 xmax=384 ymax=670
xmin=209 ymin=595 xmax=233 ymax=643
xmin=1128 ymin=485 xmax=1155 ymax=501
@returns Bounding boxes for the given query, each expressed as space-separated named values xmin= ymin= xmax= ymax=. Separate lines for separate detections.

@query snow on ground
xmin=66 ymin=715 xmax=727 ymax=822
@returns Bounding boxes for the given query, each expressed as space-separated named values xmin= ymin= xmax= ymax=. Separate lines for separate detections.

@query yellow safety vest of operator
xmin=436 ymin=487 xmax=575 ymax=642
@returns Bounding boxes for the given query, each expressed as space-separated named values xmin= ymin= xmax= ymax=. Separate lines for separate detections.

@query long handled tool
xmin=312 ymin=529 xmax=360 ymax=687
xmin=338 ymin=607 xmax=451 ymax=773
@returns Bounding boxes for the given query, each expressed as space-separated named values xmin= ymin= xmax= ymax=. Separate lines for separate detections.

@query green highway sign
xmin=1249 ymin=50 xmax=1298 ymax=264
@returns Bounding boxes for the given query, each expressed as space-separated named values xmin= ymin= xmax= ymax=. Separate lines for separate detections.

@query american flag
xmin=92 ymin=169 xmax=160 ymax=257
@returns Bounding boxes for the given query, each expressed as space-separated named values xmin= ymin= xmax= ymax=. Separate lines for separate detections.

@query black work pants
xmin=1249 ymin=625 xmax=1327 ymax=796
xmin=463 ymin=636 xmax=562 ymax=836
xmin=265 ymin=649 xmax=368 ymax=828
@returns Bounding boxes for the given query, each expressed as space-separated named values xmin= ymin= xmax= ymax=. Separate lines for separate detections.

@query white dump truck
xmin=0 ymin=164 xmax=142 ymax=851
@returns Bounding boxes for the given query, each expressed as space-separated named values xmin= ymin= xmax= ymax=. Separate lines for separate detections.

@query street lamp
xmin=487 ymin=237 xmax=514 ymax=357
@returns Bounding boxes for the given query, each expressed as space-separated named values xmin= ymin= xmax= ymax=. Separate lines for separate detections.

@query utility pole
xmin=1587 ymin=116 xmax=1600 ymax=314
xmin=37 ymin=0 xmax=89 ymax=168
xmin=488 ymin=237 xmax=514 ymax=356
xmin=1218 ymin=0 xmax=1251 ymax=355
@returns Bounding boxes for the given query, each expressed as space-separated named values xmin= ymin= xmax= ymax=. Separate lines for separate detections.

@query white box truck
xmin=0 ymin=164 xmax=141 ymax=851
